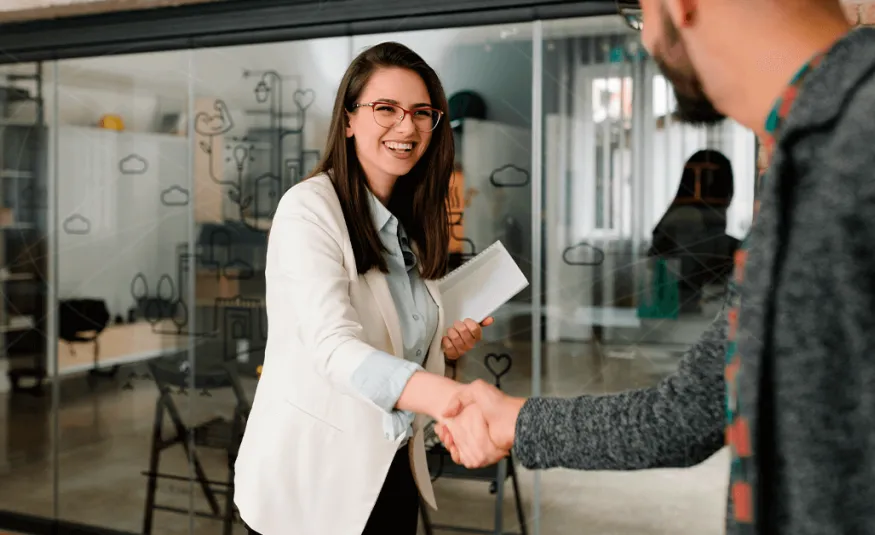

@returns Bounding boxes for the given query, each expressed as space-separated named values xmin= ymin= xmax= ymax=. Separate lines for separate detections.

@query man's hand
xmin=435 ymin=379 xmax=526 ymax=467
xmin=442 ymin=403 xmax=506 ymax=468
xmin=443 ymin=317 xmax=494 ymax=361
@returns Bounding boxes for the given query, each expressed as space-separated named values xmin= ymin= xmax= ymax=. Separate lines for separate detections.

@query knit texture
xmin=514 ymin=27 xmax=875 ymax=535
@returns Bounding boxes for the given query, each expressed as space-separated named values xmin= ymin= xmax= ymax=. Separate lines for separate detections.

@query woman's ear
xmin=345 ymin=111 xmax=354 ymax=138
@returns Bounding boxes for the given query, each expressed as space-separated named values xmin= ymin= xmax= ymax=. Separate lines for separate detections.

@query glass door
xmin=538 ymin=19 xmax=755 ymax=534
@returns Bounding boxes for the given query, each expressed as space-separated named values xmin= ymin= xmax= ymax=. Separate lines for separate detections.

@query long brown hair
xmin=310 ymin=41 xmax=453 ymax=280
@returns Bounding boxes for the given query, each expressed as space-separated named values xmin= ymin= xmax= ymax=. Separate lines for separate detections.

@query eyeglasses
xmin=352 ymin=101 xmax=444 ymax=133
xmin=617 ymin=0 xmax=643 ymax=31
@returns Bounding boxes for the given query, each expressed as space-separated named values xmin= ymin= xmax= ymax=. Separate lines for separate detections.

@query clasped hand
xmin=436 ymin=317 xmax=523 ymax=469
xmin=434 ymin=379 xmax=524 ymax=469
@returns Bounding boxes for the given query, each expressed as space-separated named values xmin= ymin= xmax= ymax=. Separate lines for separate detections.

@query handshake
xmin=433 ymin=379 xmax=527 ymax=469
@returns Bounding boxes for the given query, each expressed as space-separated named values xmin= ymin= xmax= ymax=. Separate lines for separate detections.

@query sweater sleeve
xmin=513 ymin=304 xmax=727 ymax=471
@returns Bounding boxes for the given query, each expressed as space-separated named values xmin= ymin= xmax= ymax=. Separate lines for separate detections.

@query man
xmin=439 ymin=0 xmax=875 ymax=533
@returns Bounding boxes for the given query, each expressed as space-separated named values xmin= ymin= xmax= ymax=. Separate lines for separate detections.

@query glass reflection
xmin=539 ymin=15 xmax=752 ymax=534
xmin=0 ymin=12 xmax=757 ymax=535
xmin=0 ymin=61 xmax=52 ymax=521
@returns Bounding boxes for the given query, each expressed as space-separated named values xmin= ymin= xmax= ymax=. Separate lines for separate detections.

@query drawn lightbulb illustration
xmin=233 ymin=145 xmax=249 ymax=172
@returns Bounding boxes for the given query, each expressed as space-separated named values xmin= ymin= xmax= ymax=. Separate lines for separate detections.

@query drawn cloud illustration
xmin=161 ymin=185 xmax=190 ymax=207
xmin=562 ymin=242 xmax=605 ymax=266
xmin=119 ymin=154 xmax=148 ymax=175
xmin=63 ymin=214 xmax=91 ymax=235
xmin=489 ymin=164 xmax=530 ymax=188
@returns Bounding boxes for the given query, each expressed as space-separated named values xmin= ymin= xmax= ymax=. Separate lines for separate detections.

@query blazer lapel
xmin=423 ymin=278 xmax=445 ymax=376
xmin=411 ymin=277 xmax=446 ymax=457
xmin=363 ymin=269 xmax=403 ymax=358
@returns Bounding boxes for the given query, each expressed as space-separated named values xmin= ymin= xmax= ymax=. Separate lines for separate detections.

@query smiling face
xmin=346 ymin=67 xmax=435 ymax=196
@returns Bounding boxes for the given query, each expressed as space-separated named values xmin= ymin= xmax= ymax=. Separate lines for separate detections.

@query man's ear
xmin=663 ymin=0 xmax=699 ymax=28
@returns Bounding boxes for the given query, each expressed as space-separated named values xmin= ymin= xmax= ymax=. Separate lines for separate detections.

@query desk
xmin=55 ymin=321 xmax=185 ymax=376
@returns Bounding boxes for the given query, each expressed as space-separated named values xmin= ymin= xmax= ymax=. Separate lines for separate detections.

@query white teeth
xmin=385 ymin=141 xmax=413 ymax=151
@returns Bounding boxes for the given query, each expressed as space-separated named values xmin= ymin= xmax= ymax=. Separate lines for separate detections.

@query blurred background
xmin=0 ymin=0 xmax=866 ymax=534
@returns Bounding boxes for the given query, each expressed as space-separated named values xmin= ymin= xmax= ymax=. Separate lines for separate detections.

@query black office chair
xmin=140 ymin=347 xmax=252 ymax=535
xmin=420 ymin=353 xmax=528 ymax=535
xmin=649 ymin=149 xmax=738 ymax=312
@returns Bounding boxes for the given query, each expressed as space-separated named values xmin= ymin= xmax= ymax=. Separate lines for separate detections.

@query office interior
xmin=0 ymin=12 xmax=754 ymax=535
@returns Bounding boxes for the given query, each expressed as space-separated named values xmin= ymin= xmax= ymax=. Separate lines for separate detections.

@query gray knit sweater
xmin=514 ymin=27 xmax=875 ymax=535
xmin=515 ymin=305 xmax=727 ymax=472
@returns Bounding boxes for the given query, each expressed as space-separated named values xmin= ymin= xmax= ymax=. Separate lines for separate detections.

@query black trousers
xmin=247 ymin=447 xmax=420 ymax=535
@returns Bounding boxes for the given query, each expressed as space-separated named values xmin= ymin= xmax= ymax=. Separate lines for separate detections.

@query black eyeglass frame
xmin=616 ymin=0 xmax=643 ymax=31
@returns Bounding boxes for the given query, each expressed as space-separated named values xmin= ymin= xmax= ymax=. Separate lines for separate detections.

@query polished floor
xmin=0 ymin=340 xmax=728 ymax=535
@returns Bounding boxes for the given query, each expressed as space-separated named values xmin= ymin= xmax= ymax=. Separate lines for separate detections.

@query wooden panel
xmin=448 ymin=169 xmax=465 ymax=253
xmin=195 ymin=269 xmax=240 ymax=301
xmin=193 ymin=96 xmax=226 ymax=224
xmin=0 ymin=207 xmax=12 ymax=226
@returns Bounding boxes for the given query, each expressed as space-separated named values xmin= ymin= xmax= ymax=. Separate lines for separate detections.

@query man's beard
xmin=655 ymin=12 xmax=725 ymax=126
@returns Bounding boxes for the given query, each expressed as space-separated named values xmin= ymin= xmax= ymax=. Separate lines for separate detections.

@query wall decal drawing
xmin=119 ymin=154 xmax=149 ymax=175
xmin=122 ymin=68 xmax=319 ymax=394
xmin=63 ymin=214 xmax=91 ymax=235
xmin=489 ymin=163 xmax=530 ymax=188
xmin=160 ymin=185 xmax=190 ymax=207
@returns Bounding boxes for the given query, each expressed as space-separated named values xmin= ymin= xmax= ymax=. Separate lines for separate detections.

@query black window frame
xmin=0 ymin=0 xmax=617 ymax=64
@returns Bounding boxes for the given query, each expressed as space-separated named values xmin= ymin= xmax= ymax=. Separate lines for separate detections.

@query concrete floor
xmin=0 ymin=340 xmax=728 ymax=535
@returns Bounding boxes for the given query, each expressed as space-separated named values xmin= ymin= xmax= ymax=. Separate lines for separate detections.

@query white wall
xmin=8 ymin=23 xmax=755 ymax=331
xmin=648 ymin=120 xmax=755 ymax=241
xmin=32 ymin=37 xmax=351 ymax=151
xmin=15 ymin=25 xmax=535 ymax=139
xmin=56 ymin=126 xmax=188 ymax=317
xmin=15 ymin=27 xmax=536 ymax=319
xmin=457 ymin=119 xmax=532 ymax=342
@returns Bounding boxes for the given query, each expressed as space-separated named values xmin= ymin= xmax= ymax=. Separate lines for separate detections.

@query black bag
xmin=59 ymin=298 xmax=110 ymax=359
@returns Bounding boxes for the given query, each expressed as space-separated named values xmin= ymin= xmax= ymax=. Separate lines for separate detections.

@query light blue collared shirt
xmin=349 ymin=192 xmax=440 ymax=443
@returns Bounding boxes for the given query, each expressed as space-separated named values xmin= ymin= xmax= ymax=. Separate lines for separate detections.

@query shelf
xmin=0 ymin=119 xmax=42 ymax=128
xmin=0 ymin=315 xmax=34 ymax=334
xmin=0 ymin=272 xmax=34 ymax=282
xmin=0 ymin=65 xmax=45 ymax=394
xmin=0 ymin=169 xmax=33 ymax=179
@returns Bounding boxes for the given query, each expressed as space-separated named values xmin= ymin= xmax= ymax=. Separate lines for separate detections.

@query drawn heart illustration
xmin=484 ymin=353 xmax=512 ymax=379
xmin=293 ymin=89 xmax=316 ymax=111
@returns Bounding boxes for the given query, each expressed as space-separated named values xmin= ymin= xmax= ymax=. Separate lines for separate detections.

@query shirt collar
xmin=771 ymin=27 xmax=875 ymax=139
xmin=367 ymin=189 xmax=396 ymax=235
xmin=763 ymin=47 xmax=832 ymax=137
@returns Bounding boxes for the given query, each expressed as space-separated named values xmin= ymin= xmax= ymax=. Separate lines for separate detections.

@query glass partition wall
xmin=0 ymin=15 xmax=751 ymax=535
xmin=354 ymin=25 xmax=537 ymax=534
xmin=538 ymin=17 xmax=750 ymax=534
xmin=0 ymin=61 xmax=53 ymax=524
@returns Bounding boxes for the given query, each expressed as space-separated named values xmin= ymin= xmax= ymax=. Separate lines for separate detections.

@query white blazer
xmin=234 ymin=173 xmax=446 ymax=535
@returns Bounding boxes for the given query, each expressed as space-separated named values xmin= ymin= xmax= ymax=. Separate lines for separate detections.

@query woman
xmin=234 ymin=42 xmax=494 ymax=535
